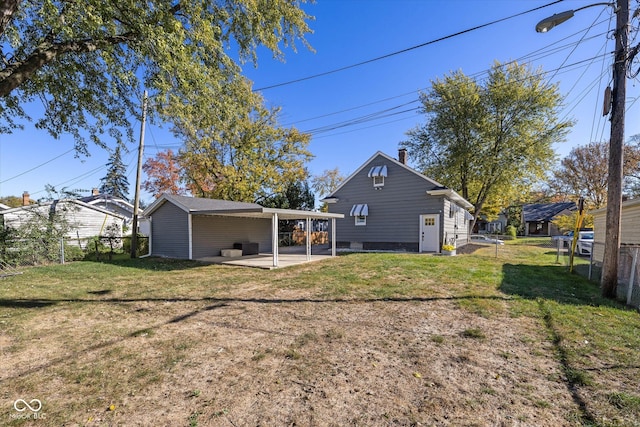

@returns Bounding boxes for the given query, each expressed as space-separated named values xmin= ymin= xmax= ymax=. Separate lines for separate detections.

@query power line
xmin=254 ymin=0 xmax=565 ymax=91
xmin=0 ymin=148 xmax=75 ymax=184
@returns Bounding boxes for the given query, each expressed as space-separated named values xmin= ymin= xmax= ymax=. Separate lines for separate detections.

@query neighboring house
xmin=0 ymin=199 xmax=125 ymax=247
xmin=474 ymin=211 xmax=508 ymax=234
xmin=522 ymin=202 xmax=577 ymax=236
xmin=0 ymin=203 xmax=9 ymax=211
xmin=323 ymin=150 xmax=473 ymax=253
xmin=592 ymin=197 xmax=640 ymax=263
xmin=80 ymin=189 xmax=150 ymax=235
xmin=143 ymin=194 xmax=343 ymax=266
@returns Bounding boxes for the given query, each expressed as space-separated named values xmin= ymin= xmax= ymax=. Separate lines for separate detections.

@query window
xmin=424 ymin=217 xmax=435 ymax=226
xmin=350 ymin=204 xmax=369 ymax=226
xmin=368 ymin=165 xmax=387 ymax=188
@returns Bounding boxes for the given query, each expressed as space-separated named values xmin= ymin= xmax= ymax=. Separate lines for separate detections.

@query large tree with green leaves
xmin=401 ymin=62 xmax=573 ymax=228
xmin=0 ymin=0 xmax=313 ymax=154
xmin=177 ymin=98 xmax=312 ymax=203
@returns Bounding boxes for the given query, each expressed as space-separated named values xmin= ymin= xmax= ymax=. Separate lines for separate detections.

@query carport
xmin=144 ymin=194 xmax=344 ymax=268
xmin=196 ymin=207 xmax=343 ymax=268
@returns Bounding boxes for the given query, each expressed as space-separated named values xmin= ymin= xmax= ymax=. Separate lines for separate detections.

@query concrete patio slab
xmin=196 ymin=253 xmax=334 ymax=269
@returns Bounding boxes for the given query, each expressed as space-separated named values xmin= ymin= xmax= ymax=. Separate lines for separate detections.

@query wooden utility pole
xmin=601 ymin=0 xmax=628 ymax=298
xmin=130 ymin=90 xmax=148 ymax=258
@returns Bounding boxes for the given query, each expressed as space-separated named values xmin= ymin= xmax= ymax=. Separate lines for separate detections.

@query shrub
xmin=506 ymin=225 xmax=517 ymax=238
xmin=64 ymin=244 xmax=85 ymax=261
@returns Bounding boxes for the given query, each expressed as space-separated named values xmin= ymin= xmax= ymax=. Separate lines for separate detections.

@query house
xmin=473 ymin=211 xmax=508 ymax=234
xmin=323 ymin=150 xmax=473 ymax=253
xmin=522 ymin=202 xmax=577 ymax=236
xmin=143 ymin=194 xmax=343 ymax=267
xmin=0 ymin=203 xmax=9 ymax=211
xmin=80 ymin=189 xmax=150 ymax=235
xmin=0 ymin=199 xmax=125 ymax=247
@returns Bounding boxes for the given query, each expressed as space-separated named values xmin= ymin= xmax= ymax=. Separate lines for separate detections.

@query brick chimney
xmin=398 ymin=148 xmax=407 ymax=165
xmin=22 ymin=191 xmax=30 ymax=206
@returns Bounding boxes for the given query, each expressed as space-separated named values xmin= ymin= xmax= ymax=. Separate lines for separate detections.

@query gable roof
xmin=325 ymin=151 xmax=473 ymax=209
xmin=144 ymin=194 xmax=343 ymax=220
xmin=0 ymin=202 xmax=9 ymax=211
xmin=522 ymin=202 xmax=577 ymax=222
xmin=80 ymin=194 xmax=134 ymax=211
xmin=0 ymin=199 xmax=126 ymax=219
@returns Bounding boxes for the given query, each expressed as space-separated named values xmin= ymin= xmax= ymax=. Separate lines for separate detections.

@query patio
xmin=197 ymin=244 xmax=334 ymax=269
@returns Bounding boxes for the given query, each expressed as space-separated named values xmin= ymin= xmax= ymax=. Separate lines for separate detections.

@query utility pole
xmin=601 ymin=0 xmax=628 ymax=298
xmin=130 ymin=90 xmax=148 ymax=258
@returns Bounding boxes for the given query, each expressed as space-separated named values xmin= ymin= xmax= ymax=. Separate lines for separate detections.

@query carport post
xmin=331 ymin=218 xmax=336 ymax=257
xmin=306 ymin=217 xmax=311 ymax=260
xmin=272 ymin=212 xmax=279 ymax=267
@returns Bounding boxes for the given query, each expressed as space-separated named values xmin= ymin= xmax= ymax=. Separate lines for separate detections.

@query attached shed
xmin=143 ymin=194 xmax=344 ymax=267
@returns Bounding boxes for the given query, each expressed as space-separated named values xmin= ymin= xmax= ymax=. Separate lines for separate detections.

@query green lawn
xmin=1 ymin=245 xmax=639 ymax=426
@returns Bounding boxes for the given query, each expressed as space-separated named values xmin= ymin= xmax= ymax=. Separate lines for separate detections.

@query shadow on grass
xmin=80 ymin=256 xmax=206 ymax=272
xmin=501 ymin=263 xmax=629 ymax=425
xmin=499 ymin=263 xmax=620 ymax=308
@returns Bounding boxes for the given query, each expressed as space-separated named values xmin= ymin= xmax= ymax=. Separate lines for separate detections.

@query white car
xmin=470 ymin=235 xmax=504 ymax=245
xmin=576 ymin=231 xmax=594 ymax=255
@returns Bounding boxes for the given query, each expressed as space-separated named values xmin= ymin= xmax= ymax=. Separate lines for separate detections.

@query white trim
xmin=331 ymin=218 xmax=336 ymax=256
xmin=426 ymin=188 xmax=474 ymax=210
xmin=188 ymin=213 xmax=193 ymax=260
xmin=272 ymin=213 xmax=279 ymax=267
xmin=355 ymin=216 xmax=367 ymax=226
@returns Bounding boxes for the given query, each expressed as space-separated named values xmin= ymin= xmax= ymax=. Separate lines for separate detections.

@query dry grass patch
xmin=1 ymin=249 xmax=639 ymax=426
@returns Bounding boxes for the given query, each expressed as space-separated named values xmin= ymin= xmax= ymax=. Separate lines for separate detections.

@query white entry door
xmin=420 ymin=214 xmax=440 ymax=252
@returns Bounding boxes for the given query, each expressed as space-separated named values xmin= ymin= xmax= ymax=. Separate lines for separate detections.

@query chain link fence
xmin=0 ymin=235 xmax=149 ymax=273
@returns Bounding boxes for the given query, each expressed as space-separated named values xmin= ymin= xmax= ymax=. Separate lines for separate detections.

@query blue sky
xmin=1 ymin=0 xmax=639 ymax=206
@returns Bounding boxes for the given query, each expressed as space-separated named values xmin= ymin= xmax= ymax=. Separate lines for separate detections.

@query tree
xmin=262 ymin=179 xmax=315 ymax=211
xmin=142 ymin=149 xmax=186 ymax=199
xmin=177 ymin=100 xmax=312 ymax=203
xmin=311 ymin=168 xmax=345 ymax=212
xmin=0 ymin=1 xmax=312 ymax=154
xmin=0 ymin=195 xmax=23 ymax=207
xmin=401 ymin=62 xmax=573 ymax=230
xmin=99 ymin=145 xmax=129 ymax=199
xmin=550 ymin=138 xmax=640 ymax=209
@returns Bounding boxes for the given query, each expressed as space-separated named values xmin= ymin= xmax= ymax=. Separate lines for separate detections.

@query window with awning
xmin=350 ymin=204 xmax=368 ymax=226
xmin=368 ymin=165 xmax=387 ymax=188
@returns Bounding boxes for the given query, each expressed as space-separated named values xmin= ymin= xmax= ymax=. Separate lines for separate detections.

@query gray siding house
xmin=325 ymin=150 xmax=473 ymax=253
xmin=144 ymin=194 xmax=343 ymax=266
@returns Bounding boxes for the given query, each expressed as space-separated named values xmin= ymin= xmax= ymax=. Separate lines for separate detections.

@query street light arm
xmin=536 ymin=2 xmax=615 ymax=33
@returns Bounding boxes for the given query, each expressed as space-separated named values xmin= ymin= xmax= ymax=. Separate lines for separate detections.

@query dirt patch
xmin=457 ymin=243 xmax=491 ymax=254
xmin=2 ymin=285 xmax=584 ymax=426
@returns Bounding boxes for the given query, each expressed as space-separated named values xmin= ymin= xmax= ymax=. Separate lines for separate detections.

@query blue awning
xmin=350 ymin=204 xmax=369 ymax=216
xmin=367 ymin=165 xmax=387 ymax=178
